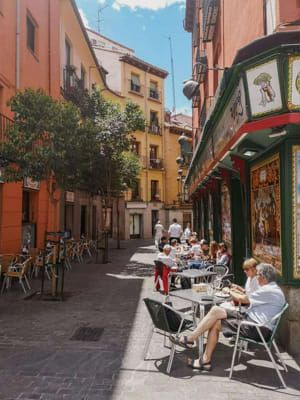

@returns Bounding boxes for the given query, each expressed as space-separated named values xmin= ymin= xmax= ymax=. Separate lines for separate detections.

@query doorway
xmin=130 ymin=214 xmax=142 ymax=238
xmin=151 ymin=210 xmax=159 ymax=236
xmin=80 ymin=205 xmax=87 ymax=237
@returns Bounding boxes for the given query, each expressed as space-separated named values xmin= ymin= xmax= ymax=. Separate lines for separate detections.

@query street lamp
xmin=182 ymin=61 xmax=226 ymax=100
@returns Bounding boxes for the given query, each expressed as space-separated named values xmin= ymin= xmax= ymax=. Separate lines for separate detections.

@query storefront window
xmin=221 ymin=183 xmax=232 ymax=251
xmin=251 ymin=154 xmax=281 ymax=273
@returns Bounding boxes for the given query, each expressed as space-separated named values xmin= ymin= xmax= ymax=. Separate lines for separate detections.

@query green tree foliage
xmin=1 ymin=87 xmax=146 ymax=197
xmin=1 ymin=88 xmax=97 ymax=191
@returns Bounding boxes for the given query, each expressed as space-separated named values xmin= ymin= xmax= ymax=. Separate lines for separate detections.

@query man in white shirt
xmin=156 ymin=244 xmax=177 ymax=268
xmin=171 ymin=263 xmax=285 ymax=370
xmin=168 ymin=218 xmax=183 ymax=244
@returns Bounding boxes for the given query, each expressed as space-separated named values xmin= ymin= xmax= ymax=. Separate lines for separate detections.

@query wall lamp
xmin=237 ymin=139 xmax=264 ymax=158
xmin=182 ymin=61 xmax=226 ymax=100
xmin=268 ymin=126 xmax=287 ymax=139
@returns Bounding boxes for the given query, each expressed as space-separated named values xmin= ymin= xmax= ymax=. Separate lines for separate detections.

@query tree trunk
xmin=116 ymin=195 xmax=120 ymax=249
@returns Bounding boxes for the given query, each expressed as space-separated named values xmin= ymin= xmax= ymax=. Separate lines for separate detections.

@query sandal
xmin=170 ymin=335 xmax=194 ymax=349
xmin=187 ymin=358 xmax=212 ymax=371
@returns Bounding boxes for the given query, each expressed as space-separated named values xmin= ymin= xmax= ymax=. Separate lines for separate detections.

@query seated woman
xmin=171 ymin=264 xmax=285 ymax=371
xmin=216 ymin=242 xmax=230 ymax=266
xmin=221 ymin=258 xmax=259 ymax=310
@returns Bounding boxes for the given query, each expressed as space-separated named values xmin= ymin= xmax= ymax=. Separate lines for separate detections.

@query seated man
xmin=155 ymin=244 xmax=178 ymax=293
xmin=171 ymin=263 xmax=285 ymax=371
xmin=200 ymin=239 xmax=210 ymax=260
xmin=158 ymin=236 xmax=168 ymax=252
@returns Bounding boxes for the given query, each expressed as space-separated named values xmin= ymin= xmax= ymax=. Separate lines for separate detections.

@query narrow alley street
xmin=0 ymin=240 xmax=299 ymax=400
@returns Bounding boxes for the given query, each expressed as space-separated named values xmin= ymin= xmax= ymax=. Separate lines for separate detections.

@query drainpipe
xmin=16 ymin=0 xmax=21 ymax=90
xmin=48 ymin=0 xmax=51 ymax=95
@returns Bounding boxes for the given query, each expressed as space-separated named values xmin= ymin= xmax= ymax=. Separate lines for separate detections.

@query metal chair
xmin=205 ymin=264 xmax=229 ymax=288
xmin=1 ymin=256 xmax=32 ymax=294
xmin=229 ymin=303 xmax=289 ymax=388
xmin=143 ymin=298 xmax=194 ymax=373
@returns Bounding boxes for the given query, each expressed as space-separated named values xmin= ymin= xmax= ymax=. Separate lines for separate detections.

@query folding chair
xmin=143 ymin=298 xmax=194 ymax=373
xmin=229 ymin=303 xmax=289 ymax=388
xmin=1 ymin=256 xmax=32 ymax=294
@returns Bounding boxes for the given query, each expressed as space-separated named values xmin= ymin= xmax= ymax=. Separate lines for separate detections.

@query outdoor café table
xmin=175 ymin=269 xmax=216 ymax=283
xmin=169 ymin=288 xmax=224 ymax=357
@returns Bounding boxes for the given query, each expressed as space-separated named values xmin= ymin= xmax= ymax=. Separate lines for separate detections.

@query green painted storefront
xmin=187 ymin=32 xmax=300 ymax=354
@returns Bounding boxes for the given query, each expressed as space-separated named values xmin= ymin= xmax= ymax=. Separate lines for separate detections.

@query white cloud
xmin=175 ymin=106 xmax=192 ymax=116
xmin=79 ymin=8 xmax=90 ymax=27
xmin=112 ymin=0 xmax=185 ymax=11
xmin=112 ymin=2 xmax=121 ymax=10
xmin=98 ymin=0 xmax=107 ymax=3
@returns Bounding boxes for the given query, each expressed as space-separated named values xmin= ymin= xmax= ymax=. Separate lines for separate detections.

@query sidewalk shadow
xmin=153 ymin=342 xmax=300 ymax=393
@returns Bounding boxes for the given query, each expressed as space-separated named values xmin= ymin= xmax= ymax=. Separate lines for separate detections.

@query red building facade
xmin=0 ymin=0 xmax=61 ymax=252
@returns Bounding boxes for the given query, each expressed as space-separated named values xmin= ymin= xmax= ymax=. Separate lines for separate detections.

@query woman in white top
xmin=231 ymin=257 xmax=259 ymax=296
xmin=221 ymin=258 xmax=258 ymax=311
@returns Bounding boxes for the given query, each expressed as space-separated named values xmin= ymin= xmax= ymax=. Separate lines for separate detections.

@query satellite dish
xmin=182 ymin=79 xmax=200 ymax=100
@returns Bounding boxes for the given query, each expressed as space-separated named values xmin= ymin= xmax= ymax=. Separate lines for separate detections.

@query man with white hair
xmin=155 ymin=244 xmax=178 ymax=294
xmin=171 ymin=263 xmax=285 ymax=370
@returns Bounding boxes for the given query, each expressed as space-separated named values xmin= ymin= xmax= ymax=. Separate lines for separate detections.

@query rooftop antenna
xmin=97 ymin=4 xmax=108 ymax=33
xmin=168 ymin=36 xmax=176 ymax=115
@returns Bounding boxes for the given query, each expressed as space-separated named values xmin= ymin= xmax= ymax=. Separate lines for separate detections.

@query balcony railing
xmin=149 ymin=158 xmax=163 ymax=169
xmin=131 ymin=187 xmax=143 ymax=201
xmin=63 ymin=65 xmax=84 ymax=93
xmin=128 ymin=79 xmax=144 ymax=96
xmin=150 ymin=188 xmax=161 ymax=202
xmin=203 ymin=0 xmax=220 ymax=42
xmin=148 ymin=123 xmax=161 ymax=135
xmin=149 ymin=88 xmax=161 ymax=101
xmin=0 ymin=112 xmax=13 ymax=143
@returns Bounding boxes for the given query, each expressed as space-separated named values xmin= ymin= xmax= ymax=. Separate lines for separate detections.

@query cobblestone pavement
xmin=0 ymin=240 xmax=299 ymax=400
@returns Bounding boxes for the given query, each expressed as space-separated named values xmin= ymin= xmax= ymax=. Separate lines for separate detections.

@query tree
xmin=1 ymin=87 xmax=146 ymax=240
xmin=1 ymin=88 xmax=97 ymax=192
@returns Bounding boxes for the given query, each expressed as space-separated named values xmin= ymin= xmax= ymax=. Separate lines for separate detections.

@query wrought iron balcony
xmin=62 ymin=65 xmax=84 ymax=95
xmin=150 ymin=188 xmax=161 ymax=202
xmin=0 ymin=112 xmax=13 ymax=143
xmin=149 ymin=158 xmax=163 ymax=169
xmin=149 ymin=88 xmax=160 ymax=101
xmin=203 ymin=0 xmax=220 ymax=42
xmin=128 ymin=79 xmax=144 ymax=96
xmin=148 ymin=123 xmax=161 ymax=135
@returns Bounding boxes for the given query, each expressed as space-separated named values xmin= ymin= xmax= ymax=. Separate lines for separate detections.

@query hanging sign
xmin=23 ymin=177 xmax=40 ymax=190
xmin=246 ymin=59 xmax=282 ymax=117
xmin=288 ymin=55 xmax=300 ymax=110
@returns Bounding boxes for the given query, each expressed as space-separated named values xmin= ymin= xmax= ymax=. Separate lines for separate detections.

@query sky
xmin=75 ymin=0 xmax=192 ymax=115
